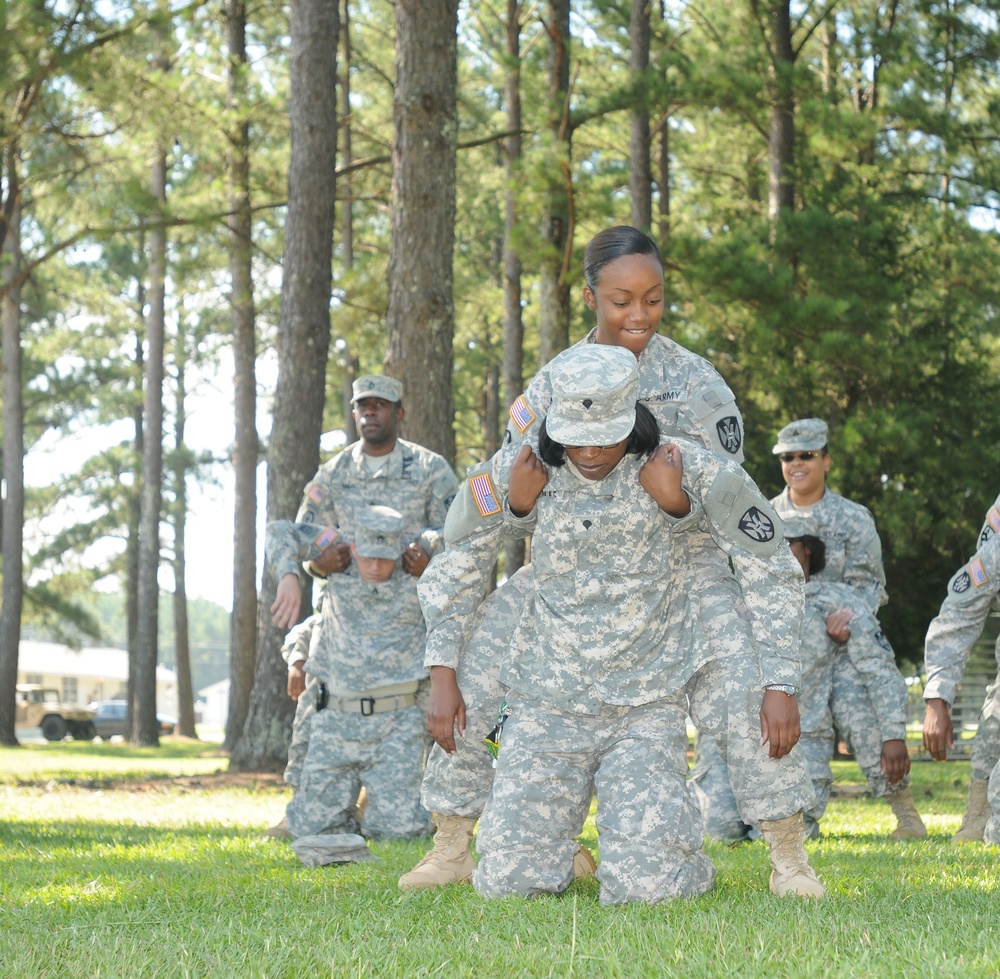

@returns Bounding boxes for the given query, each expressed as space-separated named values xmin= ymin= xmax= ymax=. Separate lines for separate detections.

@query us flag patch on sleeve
xmin=509 ymin=395 xmax=536 ymax=434
xmin=313 ymin=527 xmax=339 ymax=550
xmin=470 ymin=472 xmax=501 ymax=517
xmin=305 ymin=482 xmax=325 ymax=504
xmin=988 ymin=507 xmax=1000 ymax=533
xmin=970 ymin=557 xmax=989 ymax=587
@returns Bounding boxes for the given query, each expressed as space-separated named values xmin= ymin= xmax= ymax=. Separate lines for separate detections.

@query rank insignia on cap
xmin=970 ymin=557 xmax=989 ymax=587
xmin=509 ymin=395 xmax=536 ymax=435
xmin=314 ymin=527 xmax=339 ymax=550
xmin=305 ymin=482 xmax=326 ymax=505
xmin=952 ymin=571 xmax=971 ymax=593
xmin=738 ymin=507 xmax=775 ymax=542
xmin=469 ymin=472 xmax=501 ymax=517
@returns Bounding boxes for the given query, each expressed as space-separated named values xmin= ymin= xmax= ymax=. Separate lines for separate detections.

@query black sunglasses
xmin=779 ymin=451 xmax=820 ymax=463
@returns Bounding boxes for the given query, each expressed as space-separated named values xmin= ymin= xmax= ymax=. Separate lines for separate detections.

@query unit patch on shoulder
xmin=509 ymin=395 xmax=537 ymax=435
xmin=469 ymin=472 xmax=501 ymax=517
xmin=305 ymin=482 xmax=326 ymax=505
xmin=738 ymin=506 xmax=775 ymax=542
xmin=314 ymin=527 xmax=339 ymax=551
xmin=875 ymin=631 xmax=893 ymax=653
xmin=970 ymin=557 xmax=989 ymax=587
xmin=716 ymin=416 xmax=742 ymax=455
xmin=952 ymin=570 xmax=971 ymax=594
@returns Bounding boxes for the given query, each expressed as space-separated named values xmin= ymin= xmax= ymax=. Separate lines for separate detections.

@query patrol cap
xmin=545 ymin=345 xmax=638 ymax=446
xmin=781 ymin=513 xmax=819 ymax=540
xmin=772 ymin=417 xmax=828 ymax=455
xmin=354 ymin=504 xmax=404 ymax=559
xmin=351 ymin=374 xmax=403 ymax=404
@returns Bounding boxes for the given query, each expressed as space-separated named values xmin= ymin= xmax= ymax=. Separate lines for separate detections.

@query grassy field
xmin=1 ymin=739 xmax=997 ymax=978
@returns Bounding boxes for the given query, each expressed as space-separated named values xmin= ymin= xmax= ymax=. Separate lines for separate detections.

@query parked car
xmin=89 ymin=700 xmax=176 ymax=740
xmin=15 ymin=684 xmax=96 ymax=741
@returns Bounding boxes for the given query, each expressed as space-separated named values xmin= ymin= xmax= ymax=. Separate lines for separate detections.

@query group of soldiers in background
xmin=259 ymin=225 xmax=1000 ymax=897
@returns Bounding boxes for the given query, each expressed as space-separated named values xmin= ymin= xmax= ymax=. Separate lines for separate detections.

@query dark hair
xmin=538 ymin=401 xmax=660 ymax=467
xmin=788 ymin=534 xmax=826 ymax=576
xmin=583 ymin=226 xmax=663 ymax=290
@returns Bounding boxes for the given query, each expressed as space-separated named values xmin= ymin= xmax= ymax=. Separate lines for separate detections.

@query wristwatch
xmin=764 ymin=683 xmax=797 ymax=696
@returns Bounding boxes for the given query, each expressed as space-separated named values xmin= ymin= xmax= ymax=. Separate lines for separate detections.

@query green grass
xmin=1 ymin=745 xmax=997 ymax=978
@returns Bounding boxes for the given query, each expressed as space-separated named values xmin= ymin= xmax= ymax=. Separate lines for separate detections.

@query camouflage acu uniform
xmin=267 ymin=443 xmax=458 ymax=841
xmin=924 ymin=533 xmax=1000 ymax=843
xmin=418 ymin=330 xmax=748 ymax=822
xmin=281 ymin=613 xmax=322 ymax=788
xmin=471 ymin=347 xmax=811 ymax=903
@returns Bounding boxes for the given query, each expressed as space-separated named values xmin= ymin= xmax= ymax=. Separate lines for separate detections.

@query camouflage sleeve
xmin=419 ymin=517 xmax=509 ymax=671
xmin=265 ymin=520 xmax=343 ymax=582
xmin=679 ymin=377 xmax=746 ymax=464
xmin=978 ymin=493 xmax=1000 ymax=548
xmin=281 ymin=612 xmax=321 ymax=667
xmin=842 ymin=508 xmax=888 ymax=612
xmin=683 ymin=442 xmax=802 ymax=686
xmin=924 ymin=537 xmax=1000 ymax=705
xmin=414 ymin=457 xmax=460 ymax=557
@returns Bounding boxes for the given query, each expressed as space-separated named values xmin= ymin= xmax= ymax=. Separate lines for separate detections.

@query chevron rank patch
xmin=313 ymin=527 xmax=339 ymax=550
xmin=305 ymin=482 xmax=326 ymax=505
xmin=509 ymin=395 xmax=536 ymax=434
xmin=970 ymin=557 xmax=989 ymax=587
xmin=737 ymin=506 xmax=775 ymax=542
xmin=469 ymin=472 xmax=501 ymax=517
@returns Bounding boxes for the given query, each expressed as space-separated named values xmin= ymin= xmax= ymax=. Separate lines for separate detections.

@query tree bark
xmin=230 ymin=0 xmax=339 ymax=773
xmin=538 ymin=0 xmax=572 ymax=368
xmin=132 ymin=143 xmax=168 ymax=747
xmin=385 ymin=0 xmax=459 ymax=465
xmin=223 ymin=0 xmax=258 ymax=752
xmin=766 ymin=0 xmax=795 ymax=225
xmin=0 ymin=146 xmax=24 ymax=747
xmin=629 ymin=0 xmax=653 ymax=232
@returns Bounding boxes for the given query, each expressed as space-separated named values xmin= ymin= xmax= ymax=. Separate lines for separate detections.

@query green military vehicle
xmin=15 ymin=684 xmax=97 ymax=741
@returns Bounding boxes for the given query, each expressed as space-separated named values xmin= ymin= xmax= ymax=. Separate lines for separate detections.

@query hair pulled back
xmin=583 ymin=226 xmax=663 ymax=291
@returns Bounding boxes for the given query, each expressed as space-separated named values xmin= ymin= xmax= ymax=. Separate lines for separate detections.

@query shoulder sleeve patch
xmin=509 ymin=395 xmax=537 ymax=435
xmin=313 ymin=527 xmax=339 ymax=551
xmin=703 ymin=470 xmax=782 ymax=557
xmin=305 ymin=482 xmax=325 ymax=505
xmin=970 ymin=557 xmax=989 ymax=587
xmin=444 ymin=461 xmax=504 ymax=545
xmin=469 ymin=471 xmax=501 ymax=517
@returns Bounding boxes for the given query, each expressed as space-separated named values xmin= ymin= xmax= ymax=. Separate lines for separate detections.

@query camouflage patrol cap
xmin=354 ymin=504 xmax=404 ymax=559
xmin=781 ymin=513 xmax=820 ymax=540
xmin=351 ymin=374 xmax=403 ymax=404
xmin=772 ymin=417 xmax=828 ymax=455
xmin=290 ymin=833 xmax=377 ymax=867
xmin=545 ymin=345 xmax=638 ymax=445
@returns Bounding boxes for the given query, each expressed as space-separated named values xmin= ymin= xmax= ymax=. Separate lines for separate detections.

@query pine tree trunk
xmin=229 ymin=0 xmax=339 ymax=773
xmin=629 ymin=0 xmax=652 ymax=232
xmin=385 ymin=0 xmax=459 ymax=465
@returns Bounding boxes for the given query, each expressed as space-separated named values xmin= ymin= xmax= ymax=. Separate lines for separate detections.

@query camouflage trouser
xmin=286 ymin=694 xmax=432 ymax=841
xmin=984 ymin=756 xmax=1000 ymax=845
xmin=283 ymin=675 xmax=320 ymax=788
xmin=419 ymin=572 xmax=530 ymax=818
xmin=474 ymin=693 xmax=716 ymax=905
xmin=686 ymin=655 xmax=814 ymax=826
xmin=831 ymin=655 xmax=909 ymax=799
xmin=691 ymin=642 xmax=835 ymax=841
xmin=970 ymin=674 xmax=1000 ymax=782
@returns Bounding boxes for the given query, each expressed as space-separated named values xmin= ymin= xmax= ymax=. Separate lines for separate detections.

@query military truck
xmin=15 ymin=685 xmax=97 ymax=741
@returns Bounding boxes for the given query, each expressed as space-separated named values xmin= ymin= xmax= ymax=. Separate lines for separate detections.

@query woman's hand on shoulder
xmin=508 ymin=444 xmax=548 ymax=517
xmin=639 ymin=443 xmax=691 ymax=517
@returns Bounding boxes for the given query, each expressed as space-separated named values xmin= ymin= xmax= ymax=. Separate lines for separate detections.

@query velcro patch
xmin=952 ymin=571 xmax=971 ymax=594
xmin=305 ymin=482 xmax=325 ymax=504
xmin=716 ymin=416 xmax=742 ymax=455
xmin=509 ymin=395 xmax=536 ymax=435
xmin=469 ymin=472 xmax=501 ymax=517
xmin=970 ymin=557 xmax=989 ymax=587
xmin=738 ymin=507 xmax=775 ymax=543
xmin=314 ymin=527 xmax=339 ymax=550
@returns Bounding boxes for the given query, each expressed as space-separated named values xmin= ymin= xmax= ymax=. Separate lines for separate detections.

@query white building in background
xmin=17 ymin=640 xmax=178 ymax=715
xmin=198 ymin=678 xmax=230 ymax=728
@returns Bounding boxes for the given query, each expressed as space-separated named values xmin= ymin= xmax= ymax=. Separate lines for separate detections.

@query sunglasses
xmin=779 ymin=451 xmax=821 ymax=463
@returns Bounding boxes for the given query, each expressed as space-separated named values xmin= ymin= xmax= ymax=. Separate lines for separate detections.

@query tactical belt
xmin=317 ymin=680 xmax=419 ymax=716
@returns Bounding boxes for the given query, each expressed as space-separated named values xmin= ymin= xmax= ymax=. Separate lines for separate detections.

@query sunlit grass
xmin=1 ymin=752 xmax=997 ymax=978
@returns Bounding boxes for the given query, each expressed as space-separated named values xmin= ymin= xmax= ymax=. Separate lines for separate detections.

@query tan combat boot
xmin=952 ymin=778 xmax=990 ymax=843
xmin=263 ymin=816 xmax=290 ymax=839
xmin=398 ymin=814 xmax=476 ymax=891
xmin=759 ymin=813 xmax=825 ymax=898
xmin=572 ymin=843 xmax=597 ymax=878
xmin=888 ymin=786 xmax=928 ymax=839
